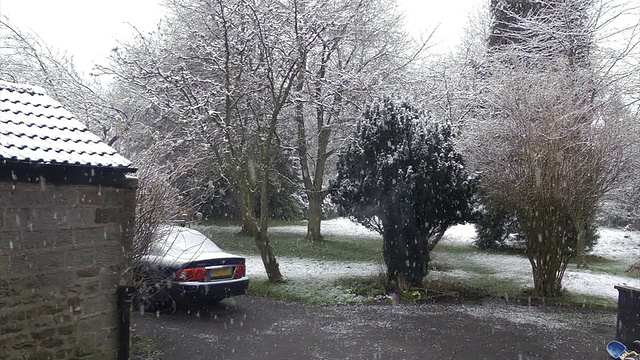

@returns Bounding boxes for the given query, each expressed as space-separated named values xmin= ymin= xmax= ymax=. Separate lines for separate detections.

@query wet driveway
xmin=132 ymin=296 xmax=615 ymax=359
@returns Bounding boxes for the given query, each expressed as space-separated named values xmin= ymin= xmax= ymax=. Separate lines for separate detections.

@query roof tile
xmin=0 ymin=81 xmax=133 ymax=169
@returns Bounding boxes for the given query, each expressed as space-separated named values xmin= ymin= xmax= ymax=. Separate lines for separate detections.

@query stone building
xmin=0 ymin=81 xmax=137 ymax=359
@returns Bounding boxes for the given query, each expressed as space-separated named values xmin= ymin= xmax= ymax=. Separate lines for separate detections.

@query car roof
xmin=154 ymin=225 xmax=222 ymax=251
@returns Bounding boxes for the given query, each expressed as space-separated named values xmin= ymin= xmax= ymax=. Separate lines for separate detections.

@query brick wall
xmin=0 ymin=178 xmax=137 ymax=359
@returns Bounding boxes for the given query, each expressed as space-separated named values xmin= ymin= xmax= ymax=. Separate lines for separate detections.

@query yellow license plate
xmin=210 ymin=268 xmax=232 ymax=278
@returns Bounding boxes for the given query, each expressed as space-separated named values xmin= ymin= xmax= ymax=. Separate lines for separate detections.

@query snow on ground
xmin=437 ymin=249 xmax=640 ymax=300
xmin=439 ymin=223 xmax=640 ymax=265
xmin=592 ymin=227 xmax=640 ymax=263
xmin=438 ymin=223 xmax=640 ymax=300
xmin=245 ymin=255 xmax=382 ymax=281
xmin=439 ymin=223 xmax=477 ymax=246
xmin=268 ymin=218 xmax=380 ymax=238
xmin=236 ymin=218 xmax=382 ymax=281
xmin=255 ymin=218 xmax=640 ymax=301
xmin=563 ymin=270 xmax=640 ymax=299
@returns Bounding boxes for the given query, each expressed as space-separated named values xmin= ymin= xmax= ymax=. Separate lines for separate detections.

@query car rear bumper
xmin=170 ymin=277 xmax=249 ymax=301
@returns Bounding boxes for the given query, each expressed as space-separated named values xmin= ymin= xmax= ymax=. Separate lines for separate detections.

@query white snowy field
xmin=244 ymin=218 xmax=640 ymax=301
xmin=244 ymin=218 xmax=382 ymax=281
xmin=439 ymin=224 xmax=640 ymax=300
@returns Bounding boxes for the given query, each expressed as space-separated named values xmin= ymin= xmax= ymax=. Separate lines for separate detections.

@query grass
xmin=431 ymin=245 xmax=508 ymax=275
xmin=335 ymin=274 xmax=387 ymax=298
xmin=568 ymin=254 xmax=636 ymax=278
xmin=435 ymin=243 xmax=483 ymax=255
xmin=247 ymin=278 xmax=369 ymax=305
xmin=248 ymin=272 xmax=618 ymax=309
xmin=329 ymin=272 xmax=618 ymax=309
xmin=425 ymin=270 xmax=525 ymax=302
xmin=434 ymin=258 xmax=497 ymax=276
xmin=202 ymin=218 xmax=307 ymax=227
xmin=627 ymin=265 xmax=640 ymax=278
xmin=204 ymin=225 xmax=383 ymax=263
xmin=201 ymin=222 xmax=622 ymax=310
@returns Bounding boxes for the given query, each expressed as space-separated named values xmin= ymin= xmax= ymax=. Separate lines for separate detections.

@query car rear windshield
xmin=152 ymin=227 xmax=222 ymax=257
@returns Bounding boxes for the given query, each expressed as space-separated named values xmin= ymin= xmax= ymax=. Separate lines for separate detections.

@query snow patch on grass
xmin=240 ymin=219 xmax=640 ymax=302
xmin=592 ymin=227 xmax=640 ymax=264
xmin=245 ymin=255 xmax=381 ymax=280
xmin=268 ymin=218 xmax=380 ymax=238
xmin=440 ymin=223 xmax=477 ymax=246
xmin=468 ymin=253 xmax=532 ymax=283
xmin=437 ymin=223 xmax=640 ymax=300
xmin=563 ymin=270 xmax=640 ymax=299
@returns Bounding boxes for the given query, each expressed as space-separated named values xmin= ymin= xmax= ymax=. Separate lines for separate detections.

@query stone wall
xmin=0 ymin=178 xmax=136 ymax=359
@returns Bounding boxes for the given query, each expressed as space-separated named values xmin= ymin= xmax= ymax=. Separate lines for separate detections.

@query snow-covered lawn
xmin=245 ymin=218 xmax=640 ymax=301
xmin=266 ymin=217 xmax=380 ymax=238
xmin=438 ymin=223 xmax=640 ymax=300
xmin=245 ymin=255 xmax=382 ymax=281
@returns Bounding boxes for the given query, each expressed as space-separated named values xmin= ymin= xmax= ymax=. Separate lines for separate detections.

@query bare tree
xmin=459 ymin=0 xmax=640 ymax=295
xmin=288 ymin=0 xmax=430 ymax=241
xmin=102 ymin=0 xmax=319 ymax=282
xmin=102 ymin=0 xmax=431 ymax=277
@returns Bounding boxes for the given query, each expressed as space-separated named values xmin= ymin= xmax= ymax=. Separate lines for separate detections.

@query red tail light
xmin=233 ymin=264 xmax=246 ymax=279
xmin=175 ymin=267 xmax=207 ymax=281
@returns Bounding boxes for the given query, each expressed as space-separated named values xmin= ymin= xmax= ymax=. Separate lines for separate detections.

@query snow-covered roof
xmin=0 ymin=81 xmax=134 ymax=170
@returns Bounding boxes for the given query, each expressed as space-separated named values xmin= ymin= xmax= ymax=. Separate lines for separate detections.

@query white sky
xmin=0 ymin=0 xmax=165 ymax=74
xmin=0 ymin=0 xmax=483 ymax=74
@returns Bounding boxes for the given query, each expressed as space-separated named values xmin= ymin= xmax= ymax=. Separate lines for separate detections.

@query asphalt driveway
xmin=132 ymin=296 xmax=616 ymax=360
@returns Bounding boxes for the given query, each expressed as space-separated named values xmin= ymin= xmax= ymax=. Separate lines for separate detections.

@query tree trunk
xmin=253 ymin=93 xmax=289 ymax=282
xmin=523 ymin=206 xmax=571 ymax=297
xmin=295 ymin=38 xmax=340 ymax=244
xmin=531 ymin=259 xmax=566 ymax=297
xmin=574 ymin=219 xmax=588 ymax=268
xmin=256 ymin=150 xmax=284 ymax=281
xmin=305 ymin=124 xmax=331 ymax=241
xmin=382 ymin=205 xmax=411 ymax=291
xmin=240 ymin=220 xmax=258 ymax=236
xmin=292 ymin=30 xmax=327 ymax=244
xmin=427 ymin=229 xmax=447 ymax=252
xmin=238 ymin=184 xmax=257 ymax=236
xmin=249 ymin=5 xmax=303 ymax=282
xmin=231 ymin=180 xmax=258 ymax=236
xmin=305 ymin=191 xmax=324 ymax=242
xmin=405 ymin=227 xmax=429 ymax=287
xmin=383 ymin=224 xmax=406 ymax=291
xmin=254 ymin=231 xmax=283 ymax=282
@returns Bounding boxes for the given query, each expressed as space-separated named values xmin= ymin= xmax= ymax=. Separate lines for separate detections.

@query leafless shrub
xmin=128 ymin=140 xmax=200 ymax=312
xmin=458 ymin=0 xmax=640 ymax=296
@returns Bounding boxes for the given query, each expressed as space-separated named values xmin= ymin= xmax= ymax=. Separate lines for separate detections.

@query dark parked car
xmin=135 ymin=225 xmax=249 ymax=311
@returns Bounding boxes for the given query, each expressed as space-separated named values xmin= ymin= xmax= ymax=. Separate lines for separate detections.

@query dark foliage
xmin=195 ymin=149 xmax=304 ymax=222
xmin=474 ymin=204 xmax=599 ymax=253
xmin=333 ymin=99 xmax=476 ymax=290
xmin=256 ymin=148 xmax=304 ymax=221
xmin=474 ymin=203 xmax=520 ymax=250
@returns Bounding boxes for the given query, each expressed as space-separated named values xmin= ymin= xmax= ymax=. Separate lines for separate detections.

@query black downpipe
xmin=117 ymin=286 xmax=136 ymax=360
